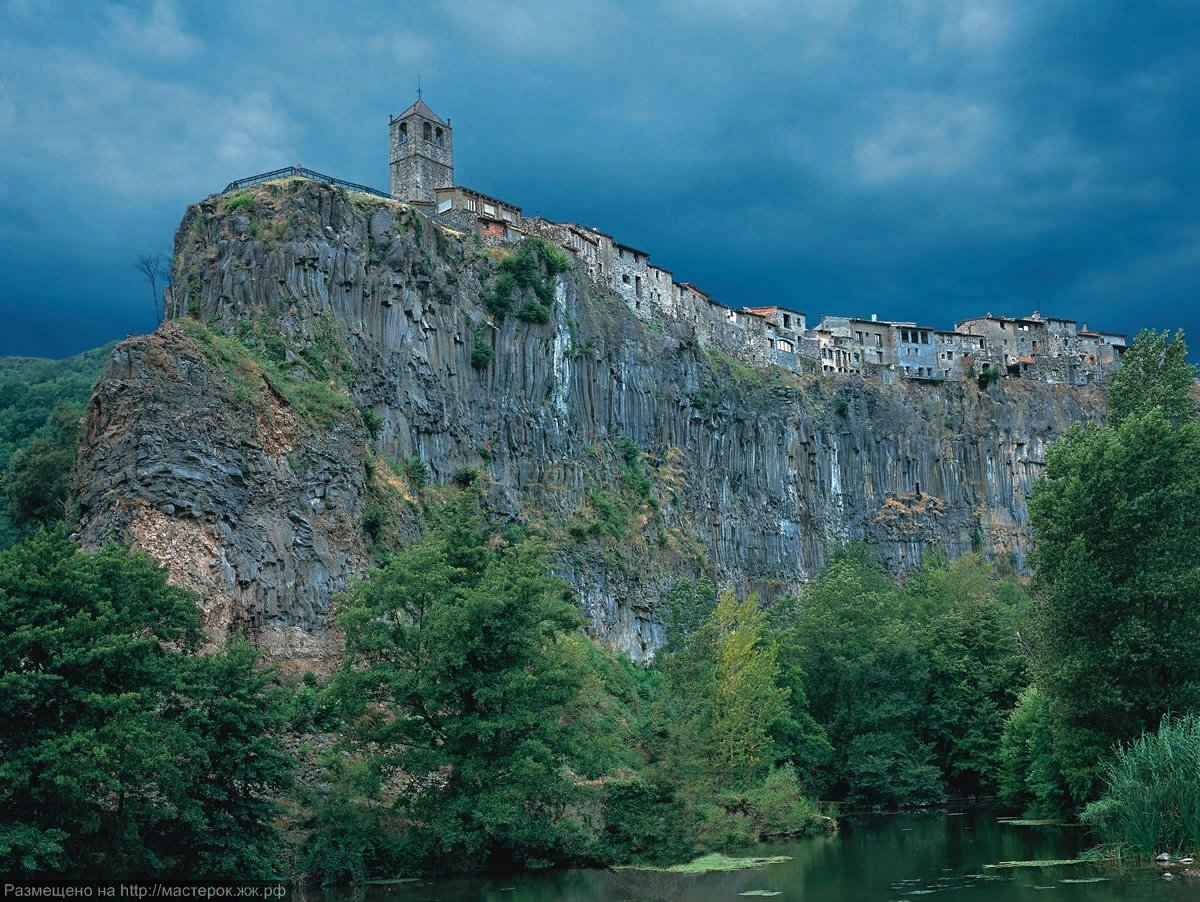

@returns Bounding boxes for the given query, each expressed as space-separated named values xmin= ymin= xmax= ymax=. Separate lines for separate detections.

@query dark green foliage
xmin=1106 ymin=329 xmax=1196 ymax=427
xmin=785 ymin=547 xmax=1027 ymax=807
xmin=224 ymin=192 xmax=256 ymax=214
xmin=402 ymin=456 xmax=428 ymax=488
xmin=978 ymin=365 xmax=1002 ymax=388
xmin=517 ymin=300 xmax=552 ymax=323
xmin=784 ymin=548 xmax=939 ymax=808
xmin=293 ymin=758 xmax=405 ymax=886
xmin=658 ymin=578 xmax=717 ymax=656
xmin=483 ymin=239 xmax=566 ymax=322
xmin=997 ymin=687 xmax=1068 ymax=815
xmin=450 ymin=465 xmax=480 ymax=487
xmin=1082 ymin=714 xmax=1200 ymax=858
xmin=1008 ymin=331 xmax=1200 ymax=813
xmin=483 ymin=271 xmax=517 ymax=318
xmin=470 ymin=326 xmax=495 ymax=369
xmin=361 ymin=408 xmax=382 ymax=440
xmin=907 ymin=556 xmax=1027 ymax=794
xmin=4 ymin=403 xmax=80 ymax=533
xmin=334 ymin=489 xmax=594 ymax=873
xmin=0 ymin=531 xmax=293 ymax=877
xmin=0 ymin=346 xmax=109 ymax=545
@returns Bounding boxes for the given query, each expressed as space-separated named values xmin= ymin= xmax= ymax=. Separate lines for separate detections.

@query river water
xmin=319 ymin=810 xmax=1200 ymax=900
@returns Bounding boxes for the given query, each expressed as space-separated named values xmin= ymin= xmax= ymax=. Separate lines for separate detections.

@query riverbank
xmin=299 ymin=810 xmax=1199 ymax=901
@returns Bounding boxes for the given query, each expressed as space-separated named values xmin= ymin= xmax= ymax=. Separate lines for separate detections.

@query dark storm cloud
xmin=0 ymin=0 xmax=1196 ymax=358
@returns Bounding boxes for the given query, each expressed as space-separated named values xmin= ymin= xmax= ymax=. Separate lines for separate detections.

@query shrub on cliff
xmin=0 ymin=531 xmax=294 ymax=878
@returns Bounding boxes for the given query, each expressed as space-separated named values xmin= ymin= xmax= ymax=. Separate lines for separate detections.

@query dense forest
xmin=1 ymin=331 xmax=1197 ymax=880
xmin=0 ymin=345 xmax=112 ymax=547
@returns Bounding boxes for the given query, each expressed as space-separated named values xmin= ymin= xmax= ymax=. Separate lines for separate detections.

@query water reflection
xmin=298 ymin=810 xmax=1200 ymax=901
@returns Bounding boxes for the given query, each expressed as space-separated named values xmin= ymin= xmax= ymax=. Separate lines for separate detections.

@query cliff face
xmin=73 ymin=179 xmax=1104 ymax=664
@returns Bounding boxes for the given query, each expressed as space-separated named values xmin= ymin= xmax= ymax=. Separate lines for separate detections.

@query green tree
xmin=708 ymin=591 xmax=790 ymax=787
xmin=333 ymin=489 xmax=594 ymax=872
xmin=4 ymin=401 xmax=82 ymax=533
xmin=1018 ymin=330 xmax=1200 ymax=811
xmin=907 ymin=554 xmax=1027 ymax=794
xmin=1106 ymin=329 xmax=1197 ymax=427
xmin=789 ymin=547 xmax=942 ymax=807
xmin=0 ymin=345 xmax=109 ymax=546
xmin=648 ymin=587 xmax=822 ymax=855
xmin=0 ymin=531 xmax=292 ymax=877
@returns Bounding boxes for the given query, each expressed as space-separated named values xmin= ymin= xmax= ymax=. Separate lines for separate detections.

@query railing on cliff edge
xmin=219 ymin=166 xmax=392 ymax=200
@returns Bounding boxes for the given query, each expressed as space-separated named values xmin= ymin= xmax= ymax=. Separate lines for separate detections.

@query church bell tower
xmin=389 ymin=97 xmax=453 ymax=203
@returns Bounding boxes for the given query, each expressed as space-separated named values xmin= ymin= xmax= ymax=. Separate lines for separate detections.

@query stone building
xmin=935 ymin=330 xmax=989 ymax=379
xmin=894 ymin=323 xmax=939 ymax=379
xmin=813 ymin=318 xmax=861 ymax=374
xmin=389 ymin=99 xmax=453 ymax=203
xmin=434 ymin=185 xmax=522 ymax=238
xmin=612 ymin=241 xmax=652 ymax=315
xmin=847 ymin=316 xmax=897 ymax=368
xmin=955 ymin=314 xmax=1048 ymax=373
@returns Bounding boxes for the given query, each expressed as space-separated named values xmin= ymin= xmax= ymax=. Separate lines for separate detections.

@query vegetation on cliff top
xmin=179 ymin=316 xmax=354 ymax=426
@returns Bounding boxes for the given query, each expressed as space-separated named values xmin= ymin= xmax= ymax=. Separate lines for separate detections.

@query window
xmin=622 ymin=274 xmax=631 ymax=284
xmin=635 ymin=275 xmax=642 ymax=297
xmin=398 ymin=122 xmax=409 ymax=142
xmin=434 ymin=126 xmax=444 ymax=146
xmin=437 ymin=198 xmax=452 ymax=214
xmin=875 ymin=334 xmax=882 ymax=347
xmin=467 ymin=197 xmax=477 ymax=213
xmin=920 ymin=331 xmax=929 ymax=344
xmin=423 ymin=121 xmax=433 ymax=142
xmin=783 ymin=314 xmax=791 ymax=329
xmin=856 ymin=331 xmax=863 ymax=343
xmin=483 ymin=203 xmax=496 ymax=217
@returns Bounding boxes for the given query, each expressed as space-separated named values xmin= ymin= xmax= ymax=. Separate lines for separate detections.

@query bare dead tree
xmin=135 ymin=253 xmax=168 ymax=326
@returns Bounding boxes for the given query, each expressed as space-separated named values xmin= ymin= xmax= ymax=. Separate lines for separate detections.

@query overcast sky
xmin=1 ymin=0 xmax=1197 ymax=358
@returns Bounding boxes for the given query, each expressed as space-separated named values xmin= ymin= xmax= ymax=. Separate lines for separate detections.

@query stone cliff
xmin=72 ymin=178 xmax=1105 ymax=665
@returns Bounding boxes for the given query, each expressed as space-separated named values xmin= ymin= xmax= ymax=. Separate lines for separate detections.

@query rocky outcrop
xmin=72 ymin=179 xmax=1105 ymax=664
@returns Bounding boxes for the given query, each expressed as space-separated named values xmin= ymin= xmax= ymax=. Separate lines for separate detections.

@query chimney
xmin=871 ymin=313 xmax=878 ymax=322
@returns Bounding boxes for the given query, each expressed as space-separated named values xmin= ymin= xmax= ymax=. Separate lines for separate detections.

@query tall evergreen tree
xmin=0 ymin=531 xmax=292 ymax=877
xmin=334 ymin=489 xmax=593 ymax=872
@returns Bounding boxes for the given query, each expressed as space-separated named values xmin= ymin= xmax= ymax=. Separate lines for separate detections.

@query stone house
xmin=813 ymin=319 xmax=861 ymax=374
xmin=956 ymin=314 xmax=1049 ymax=373
xmin=434 ymin=185 xmax=522 ymax=238
xmin=847 ymin=317 xmax=896 ymax=368
xmin=893 ymin=323 xmax=940 ymax=379
xmin=612 ymin=241 xmax=652 ymax=314
xmin=1077 ymin=325 xmax=1127 ymax=376
xmin=935 ymin=330 xmax=988 ymax=379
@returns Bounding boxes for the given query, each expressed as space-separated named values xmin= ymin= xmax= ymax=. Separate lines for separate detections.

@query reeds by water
xmin=1082 ymin=714 xmax=1200 ymax=859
